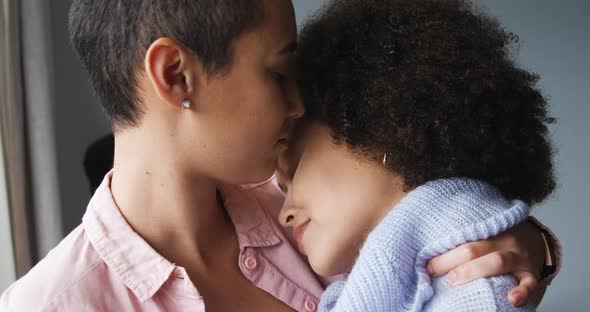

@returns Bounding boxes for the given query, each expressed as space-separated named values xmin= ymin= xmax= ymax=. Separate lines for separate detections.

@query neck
xmin=354 ymin=159 xmax=409 ymax=227
xmin=110 ymin=127 xmax=236 ymax=268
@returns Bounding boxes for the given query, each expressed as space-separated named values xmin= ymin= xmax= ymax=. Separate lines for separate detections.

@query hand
xmin=426 ymin=220 xmax=546 ymax=306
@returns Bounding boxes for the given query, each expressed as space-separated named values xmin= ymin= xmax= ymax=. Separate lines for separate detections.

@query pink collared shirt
xmin=0 ymin=173 xmax=326 ymax=311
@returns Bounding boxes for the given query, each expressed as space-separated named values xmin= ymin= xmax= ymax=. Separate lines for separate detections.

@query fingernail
xmin=510 ymin=292 xmax=523 ymax=306
xmin=513 ymin=295 xmax=523 ymax=306
xmin=448 ymin=271 xmax=457 ymax=285
xmin=427 ymin=263 xmax=434 ymax=275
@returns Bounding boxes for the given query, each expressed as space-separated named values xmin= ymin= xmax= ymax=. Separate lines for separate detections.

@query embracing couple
xmin=1 ymin=0 xmax=560 ymax=311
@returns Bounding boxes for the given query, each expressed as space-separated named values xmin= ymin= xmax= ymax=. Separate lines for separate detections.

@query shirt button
xmin=244 ymin=256 xmax=258 ymax=270
xmin=304 ymin=298 xmax=317 ymax=311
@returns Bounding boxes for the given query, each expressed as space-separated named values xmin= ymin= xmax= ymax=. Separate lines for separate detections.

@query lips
xmin=293 ymin=221 xmax=310 ymax=254
xmin=277 ymin=122 xmax=294 ymax=145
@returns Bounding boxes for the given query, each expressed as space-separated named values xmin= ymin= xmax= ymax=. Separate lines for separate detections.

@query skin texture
xmin=279 ymin=122 xmax=407 ymax=276
xmin=276 ymin=121 xmax=547 ymax=306
xmin=79 ymin=0 xmax=546 ymax=308
xmin=281 ymin=0 xmax=555 ymax=306
xmin=140 ymin=1 xmax=303 ymax=185
xmin=111 ymin=1 xmax=302 ymax=311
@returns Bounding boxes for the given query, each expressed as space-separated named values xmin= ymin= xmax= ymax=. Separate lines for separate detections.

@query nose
xmin=287 ymin=85 xmax=305 ymax=119
xmin=279 ymin=202 xmax=299 ymax=228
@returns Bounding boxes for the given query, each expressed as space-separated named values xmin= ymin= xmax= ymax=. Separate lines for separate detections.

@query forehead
xmin=276 ymin=123 xmax=308 ymax=186
xmin=294 ymin=124 xmax=337 ymax=173
xmin=276 ymin=121 xmax=319 ymax=191
xmin=298 ymin=122 xmax=368 ymax=174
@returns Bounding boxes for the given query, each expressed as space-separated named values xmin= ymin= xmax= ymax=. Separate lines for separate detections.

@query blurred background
xmin=1 ymin=0 xmax=588 ymax=310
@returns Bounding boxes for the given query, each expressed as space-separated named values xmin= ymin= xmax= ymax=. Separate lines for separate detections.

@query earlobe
xmin=144 ymin=38 xmax=198 ymax=110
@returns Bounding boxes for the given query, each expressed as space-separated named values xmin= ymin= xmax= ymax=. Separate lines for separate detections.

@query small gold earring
xmin=382 ymin=153 xmax=387 ymax=165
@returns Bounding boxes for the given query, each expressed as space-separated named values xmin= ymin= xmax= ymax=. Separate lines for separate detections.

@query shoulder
xmin=425 ymin=275 xmax=535 ymax=311
xmin=0 ymin=225 xmax=108 ymax=311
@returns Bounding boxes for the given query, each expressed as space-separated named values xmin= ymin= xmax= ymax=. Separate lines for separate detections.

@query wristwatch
xmin=538 ymin=226 xmax=557 ymax=280
xmin=528 ymin=217 xmax=561 ymax=284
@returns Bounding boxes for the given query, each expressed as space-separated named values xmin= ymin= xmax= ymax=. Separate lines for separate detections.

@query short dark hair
xmin=297 ymin=0 xmax=556 ymax=204
xmin=69 ymin=0 xmax=264 ymax=128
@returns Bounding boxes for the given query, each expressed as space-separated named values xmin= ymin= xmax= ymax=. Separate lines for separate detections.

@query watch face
xmin=540 ymin=228 xmax=557 ymax=279
xmin=542 ymin=265 xmax=557 ymax=279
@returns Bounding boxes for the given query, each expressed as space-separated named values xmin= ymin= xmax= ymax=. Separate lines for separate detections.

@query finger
xmin=427 ymin=240 xmax=496 ymax=277
xmin=507 ymin=272 xmax=539 ymax=307
xmin=448 ymin=251 xmax=523 ymax=286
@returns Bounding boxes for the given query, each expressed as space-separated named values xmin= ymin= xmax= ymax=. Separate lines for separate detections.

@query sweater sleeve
xmin=319 ymin=256 xmax=537 ymax=312
xmin=319 ymin=245 xmax=405 ymax=312
xmin=318 ymin=179 xmax=532 ymax=312
xmin=423 ymin=275 xmax=535 ymax=312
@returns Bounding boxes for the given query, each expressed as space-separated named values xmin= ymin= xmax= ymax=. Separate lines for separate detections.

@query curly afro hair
xmin=297 ymin=0 xmax=556 ymax=204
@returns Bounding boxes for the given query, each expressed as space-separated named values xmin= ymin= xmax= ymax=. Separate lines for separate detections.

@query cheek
xmin=188 ymin=109 xmax=282 ymax=183
xmin=219 ymin=78 xmax=286 ymax=145
xmin=302 ymin=189 xmax=381 ymax=276
xmin=305 ymin=215 xmax=363 ymax=276
xmin=239 ymin=81 xmax=289 ymax=139
xmin=216 ymin=69 xmax=287 ymax=128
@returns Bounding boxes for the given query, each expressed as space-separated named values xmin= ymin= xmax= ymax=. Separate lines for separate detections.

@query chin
xmin=309 ymin=252 xmax=350 ymax=277
xmin=236 ymin=162 xmax=276 ymax=185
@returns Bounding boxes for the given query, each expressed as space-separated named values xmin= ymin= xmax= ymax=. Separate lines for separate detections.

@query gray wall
xmin=474 ymin=1 xmax=590 ymax=310
xmin=46 ymin=0 xmax=587 ymax=310
xmin=48 ymin=1 xmax=111 ymax=235
xmin=0 ymin=36 xmax=16 ymax=291
xmin=0 ymin=26 xmax=15 ymax=292
xmin=0 ymin=138 xmax=15 ymax=293
xmin=295 ymin=1 xmax=589 ymax=310
xmin=0 ymin=3 xmax=15 ymax=291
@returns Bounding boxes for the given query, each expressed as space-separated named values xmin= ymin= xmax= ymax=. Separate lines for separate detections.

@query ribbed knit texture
xmin=319 ymin=178 xmax=535 ymax=312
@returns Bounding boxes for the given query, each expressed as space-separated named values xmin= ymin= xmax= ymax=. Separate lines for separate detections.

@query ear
xmin=144 ymin=37 xmax=202 ymax=110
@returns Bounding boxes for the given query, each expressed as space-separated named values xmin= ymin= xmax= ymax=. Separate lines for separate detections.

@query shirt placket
xmin=239 ymin=248 xmax=319 ymax=312
xmin=172 ymin=267 xmax=206 ymax=312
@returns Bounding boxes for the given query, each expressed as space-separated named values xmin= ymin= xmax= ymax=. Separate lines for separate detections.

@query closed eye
xmin=272 ymin=71 xmax=289 ymax=84
xmin=278 ymin=182 xmax=288 ymax=194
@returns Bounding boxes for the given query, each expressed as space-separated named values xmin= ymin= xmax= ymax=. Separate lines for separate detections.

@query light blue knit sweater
xmin=319 ymin=178 xmax=535 ymax=312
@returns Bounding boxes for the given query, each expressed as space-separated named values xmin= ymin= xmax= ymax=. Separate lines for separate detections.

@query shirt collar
xmin=218 ymin=176 xmax=282 ymax=249
xmin=82 ymin=172 xmax=176 ymax=302
xmin=82 ymin=172 xmax=281 ymax=302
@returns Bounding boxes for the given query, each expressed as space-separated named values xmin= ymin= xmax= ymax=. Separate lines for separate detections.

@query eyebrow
xmin=278 ymin=41 xmax=297 ymax=55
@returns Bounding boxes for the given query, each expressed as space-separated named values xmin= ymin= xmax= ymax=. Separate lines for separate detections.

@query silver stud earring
xmin=181 ymin=100 xmax=191 ymax=110
xmin=382 ymin=152 xmax=387 ymax=165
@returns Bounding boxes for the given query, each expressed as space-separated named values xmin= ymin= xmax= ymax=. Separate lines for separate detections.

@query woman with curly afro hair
xmin=278 ymin=0 xmax=556 ymax=311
